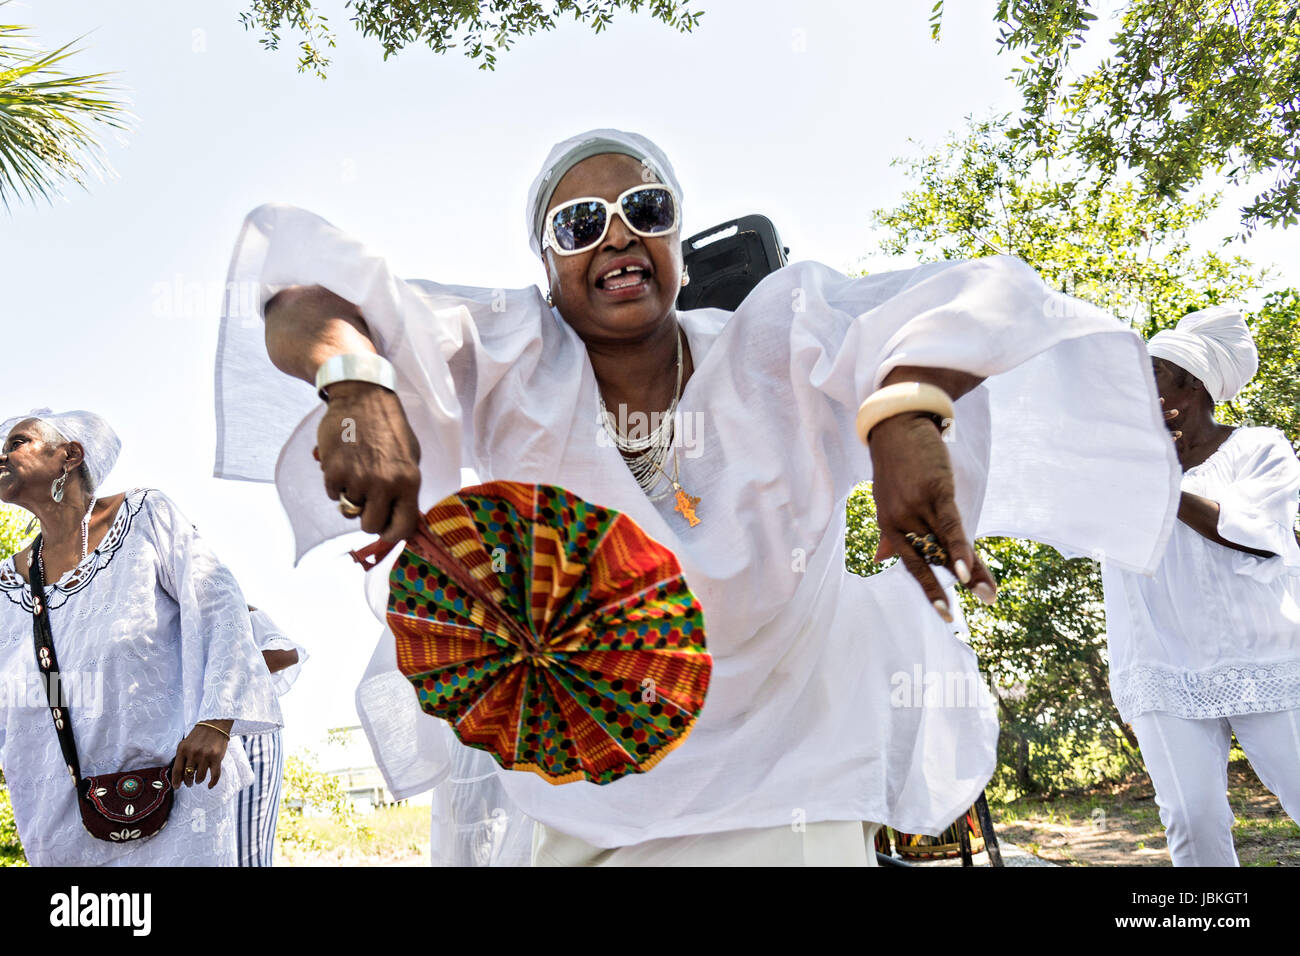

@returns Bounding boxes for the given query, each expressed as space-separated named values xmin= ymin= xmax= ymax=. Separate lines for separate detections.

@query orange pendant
xmin=673 ymin=485 xmax=701 ymax=527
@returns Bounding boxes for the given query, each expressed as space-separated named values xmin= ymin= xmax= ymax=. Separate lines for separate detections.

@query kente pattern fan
xmin=382 ymin=481 xmax=711 ymax=785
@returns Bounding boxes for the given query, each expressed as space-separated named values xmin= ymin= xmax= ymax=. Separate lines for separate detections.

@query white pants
xmin=1131 ymin=709 xmax=1300 ymax=866
xmin=532 ymin=820 xmax=882 ymax=866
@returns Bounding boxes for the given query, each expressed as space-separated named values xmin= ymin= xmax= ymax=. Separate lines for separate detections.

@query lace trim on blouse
xmin=1112 ymin=658 xmax=1300 ymax=722
xmin=0 ymin=488 xmax=149 ymax=612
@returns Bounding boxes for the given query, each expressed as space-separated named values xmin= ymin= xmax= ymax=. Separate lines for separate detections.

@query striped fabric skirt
xmin=235 ymin=730 xmax=285 ymax=867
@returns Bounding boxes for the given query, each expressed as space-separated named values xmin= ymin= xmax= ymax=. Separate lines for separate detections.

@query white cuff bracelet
xmin=314 ymin=353 xmax=398 ymax=401
xmin=855 ymin=381 xmax=956 ymax=447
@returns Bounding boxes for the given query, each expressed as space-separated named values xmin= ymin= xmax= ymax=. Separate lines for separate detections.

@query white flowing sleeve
xmin=1214 ymin=429 xmax=1300 ymax=581
xmin=213 ymin=203 xmax=549 ymax=564
xmin=215 ymin=204 xmax=576 ymax=805
xmin=143 ymin=490 xmax=282 ymax=737
xmin=780 ymin=255 xmax=1181 ymax=574
xmin=248 ymin=608 xmax=309 ymax=697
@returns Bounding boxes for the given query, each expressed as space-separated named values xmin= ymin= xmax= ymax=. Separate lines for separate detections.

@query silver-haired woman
xmin=0 ymin=409 xmax=280 ymax=865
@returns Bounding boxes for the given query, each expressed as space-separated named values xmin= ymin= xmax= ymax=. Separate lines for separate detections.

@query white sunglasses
xmin=542 ymin=184 xmax=680 ymax=256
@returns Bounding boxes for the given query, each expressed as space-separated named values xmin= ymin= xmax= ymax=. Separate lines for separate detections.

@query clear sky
xmin=3 ymin=0 xmax=1296 ymax=759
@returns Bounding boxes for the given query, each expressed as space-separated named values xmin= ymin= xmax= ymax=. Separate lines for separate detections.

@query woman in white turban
xmin=214 ymin=129 xmax=1180 ymax=865
xmin=1102 ymin=307 xmax=1300 ymax=866
xmin=0 ymin=409 xmax=281 ymax=865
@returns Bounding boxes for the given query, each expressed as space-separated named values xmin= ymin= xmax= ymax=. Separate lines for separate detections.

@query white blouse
xmin=0 ymin=488 xmax=282 ymax=866
xmin=214 ymin=203 xmax=1181 ymax=846
xmin=1103 ymin=426 xmax=1300 ymax=722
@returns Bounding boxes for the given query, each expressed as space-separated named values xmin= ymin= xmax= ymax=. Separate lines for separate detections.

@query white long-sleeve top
xmin=1103 ymin=426 xmax=1300 ymax=722
xmin=0 ymin=488 xmax=282 ymax=865
xmin=213 ymin=203 xmax=1180 ymax=846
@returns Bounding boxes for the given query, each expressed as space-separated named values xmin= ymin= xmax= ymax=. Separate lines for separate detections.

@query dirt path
xmin=272 ymin=759 xmax=1299 ymax=867
xmin=991 ymin=760 xmax=1299 ymax=866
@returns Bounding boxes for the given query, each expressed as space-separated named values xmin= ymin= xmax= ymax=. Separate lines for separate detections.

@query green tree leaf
xmin=933 ymin=1 xmax=1300 ymax=233
xmin=240 ymin=0 xmax=706 ymax=77
xmin=855 ymin=115 xmax=1295 ymax=795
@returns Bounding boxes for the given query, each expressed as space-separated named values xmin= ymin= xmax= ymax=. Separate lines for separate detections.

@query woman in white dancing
xmin=214 ymin=129 xmax=1180 ymax=865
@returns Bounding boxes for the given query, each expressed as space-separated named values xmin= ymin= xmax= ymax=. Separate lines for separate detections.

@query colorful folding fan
xmin=353 ymin=481 xmax=711 ymax=785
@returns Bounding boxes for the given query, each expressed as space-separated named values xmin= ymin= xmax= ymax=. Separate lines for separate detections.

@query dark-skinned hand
xmin=868 ymin=411 xmax=998 ymax=621
xmin=313 ymin=380 xmax=423 ymax=543
xmin=1160 ymin=397 xmax=1182 ymax=440
xmin=170 ymin=719 xmax=234 ymax=789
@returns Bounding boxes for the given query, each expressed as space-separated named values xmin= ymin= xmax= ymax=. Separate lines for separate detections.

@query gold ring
xmin=338 ymin=493 xmax=364 ymax=518
xmin=904 ymin=531 xmax=948 ymax=566
xmin=184 ymin=767 xmax=196 ymax=774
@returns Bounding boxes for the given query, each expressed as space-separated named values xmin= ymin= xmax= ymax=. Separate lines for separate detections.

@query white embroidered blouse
xmin=1103 ymin=426 xmax=1300 ymax=722
xmin=0 ymin=488 xmax=282 ymax=866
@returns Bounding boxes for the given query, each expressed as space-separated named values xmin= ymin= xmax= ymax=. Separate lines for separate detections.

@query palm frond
xmin=0 ymin=14 xmax=132 ymax=211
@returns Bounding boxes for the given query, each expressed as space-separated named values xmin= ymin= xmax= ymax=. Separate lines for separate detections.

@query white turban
xmin=1147 ymin=306 xmax=1259 ymax=402
xmin=0 ymin=408 xmax=121 ymax=494
xmin=525 ymin=128 xmax=683 ymax=258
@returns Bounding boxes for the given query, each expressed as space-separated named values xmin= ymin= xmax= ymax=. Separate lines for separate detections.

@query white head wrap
xmin=0 ymin=408 xmax=121 ymax=494
xmin=525 ymin=128 xmax=683 ymax=258
xmin=1147 ymin=306 xmax=1258 ymax=402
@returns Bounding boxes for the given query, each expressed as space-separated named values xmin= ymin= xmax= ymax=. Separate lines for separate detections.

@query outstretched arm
xmin=264 ymin=285 xmax=423 ymax=543
xmin=869 ymin=365 xmax=998 ymax=621
xmin=264 ymin=285 xmax=375 ymax=381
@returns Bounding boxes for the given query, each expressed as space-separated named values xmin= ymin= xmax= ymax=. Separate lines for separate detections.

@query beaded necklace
xmin=597 ymin=327 xmax=702 ymax=525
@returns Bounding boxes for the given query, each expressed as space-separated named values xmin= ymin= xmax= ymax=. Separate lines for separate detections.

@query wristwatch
xmin=314 ymin=353 xmax=397 ymax=401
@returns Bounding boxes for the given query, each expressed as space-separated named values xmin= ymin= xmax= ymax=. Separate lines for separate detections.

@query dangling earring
xmin=24 ymin=515 xmax=38 ymax=535
xmin=546 ymin=290 xmax=554 ymax=307
xmin=51 ymin=470 xmax=67 ymax=504
xmin=681 ymin=266 xmax=690 ymax=288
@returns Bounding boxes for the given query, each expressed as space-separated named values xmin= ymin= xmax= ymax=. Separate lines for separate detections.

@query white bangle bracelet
xmin=855 ymin=382 xmax=956 ymax=447
xmin=314 ymin=353 xmax=397 ymax=401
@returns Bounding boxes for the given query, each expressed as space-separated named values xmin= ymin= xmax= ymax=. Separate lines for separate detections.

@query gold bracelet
xmin=196 ymin=720 xmax=231 ymax=739
xmin=856 ymin=382 xmax=956 ymax=447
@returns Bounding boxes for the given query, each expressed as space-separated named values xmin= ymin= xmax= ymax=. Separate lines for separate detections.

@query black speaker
xmin=677 ymin=214 xmax=789 ymax=311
